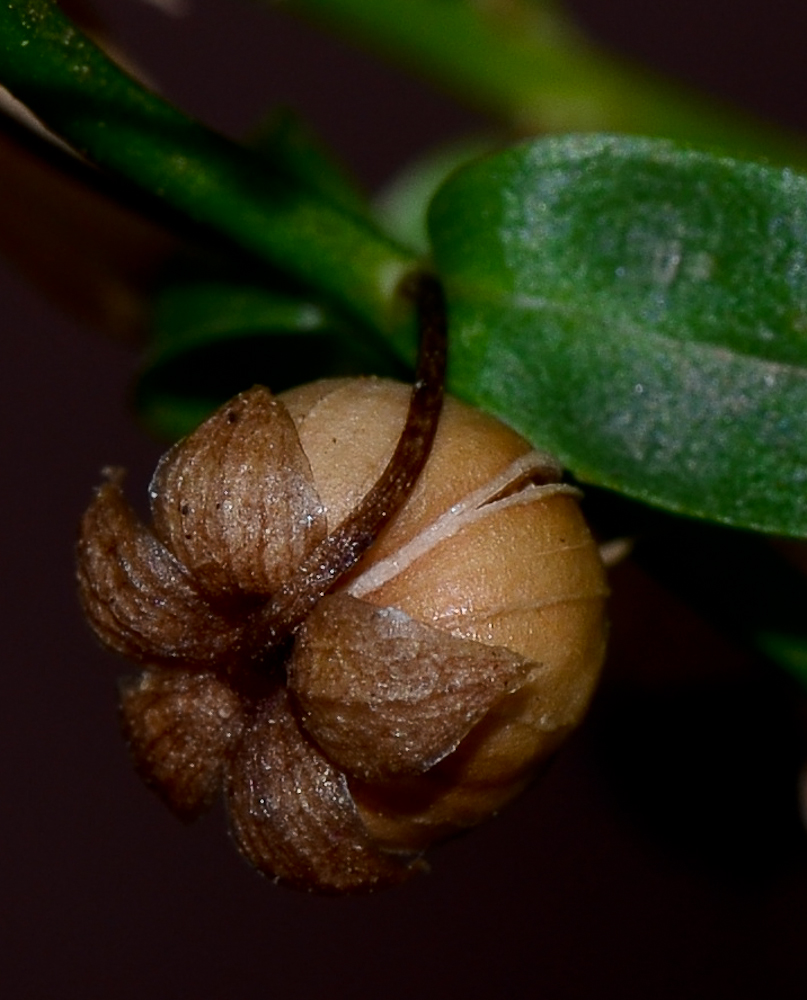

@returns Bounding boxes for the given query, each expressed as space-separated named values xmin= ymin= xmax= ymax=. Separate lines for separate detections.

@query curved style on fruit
xmin=77 ymin=378 xmax=608 ymax=893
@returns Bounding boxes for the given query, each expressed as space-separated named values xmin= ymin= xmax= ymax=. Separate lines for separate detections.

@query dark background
xmin=4 ymin=1 xmax=807 ymax=997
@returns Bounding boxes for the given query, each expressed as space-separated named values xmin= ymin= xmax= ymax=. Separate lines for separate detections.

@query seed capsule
xmin=281 ymin=378 xmax=608 ymax=850
xmin=77 ymin=378 xmax=607 ymax=892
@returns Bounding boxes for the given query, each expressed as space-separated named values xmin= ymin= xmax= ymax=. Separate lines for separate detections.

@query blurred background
xmin=3 ymin=1 xmax=807 ymax=996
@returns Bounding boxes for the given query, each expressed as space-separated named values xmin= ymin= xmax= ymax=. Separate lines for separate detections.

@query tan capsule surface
xmin=280 ymin=377 xmax=608 ymax=851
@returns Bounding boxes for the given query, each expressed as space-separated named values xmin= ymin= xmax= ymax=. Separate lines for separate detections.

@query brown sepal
xmin=77 ymin=472 xmax=245 ymax=667
xmin=227 ymin=686 xmax=420 ymax=894
xmin=149 ymin=387 xmax=327 ymax=599
xmin=288 ymin=593 xmax=533 ymax=781
xmin=120 ymin=668 xmax=244 ymax=820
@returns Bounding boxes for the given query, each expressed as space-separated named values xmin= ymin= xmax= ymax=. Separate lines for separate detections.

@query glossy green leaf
xmin=428 ymin=134 xmax=807 ymax=535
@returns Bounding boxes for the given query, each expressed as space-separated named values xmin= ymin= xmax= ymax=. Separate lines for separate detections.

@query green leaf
xmin=247 ymin=108 xmax=368 ymax=219
xmin=137 ymin=260 xmax=407 ymax=440
xmin=428 ymin=134 xmax=807 ymax=536
xmin=375 ymin=136 xmax=498 ymax=254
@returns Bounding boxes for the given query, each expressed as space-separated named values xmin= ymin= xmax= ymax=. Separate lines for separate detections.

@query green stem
xmin=278 ymin=0 xmax=807 ymax=167
xmin=0 ymin=1 xmax=418 ymax=341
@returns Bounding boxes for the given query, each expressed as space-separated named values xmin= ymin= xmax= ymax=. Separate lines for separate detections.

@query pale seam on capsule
xmin=347 ymin=451 xmax=579 ymax=599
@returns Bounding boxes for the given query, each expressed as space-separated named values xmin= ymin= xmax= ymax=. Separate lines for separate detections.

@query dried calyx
xmin=77 ymin=276 xmax=608 ymax=893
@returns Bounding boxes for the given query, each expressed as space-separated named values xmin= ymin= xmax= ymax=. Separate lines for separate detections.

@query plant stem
xmin=278 ymin=0 xmax=807 ymax=167
xmin=0 ymin=0 xmax=419 ymax=342
xmin=249 ymin=271 xmax=447 ymax=656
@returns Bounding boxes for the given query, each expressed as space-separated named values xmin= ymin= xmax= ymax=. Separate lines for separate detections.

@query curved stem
xmin=0 ymin=1 xmax=418 ymax=334
xmin=249 ymin=271 xmax=447 ymax=656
